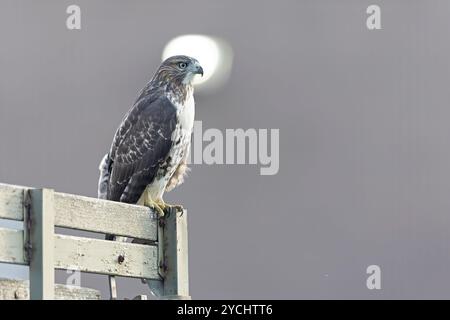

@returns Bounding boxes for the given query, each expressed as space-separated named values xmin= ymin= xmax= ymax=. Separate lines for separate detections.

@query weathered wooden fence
xmin=0 ymin=183 xmax=189 ymax=300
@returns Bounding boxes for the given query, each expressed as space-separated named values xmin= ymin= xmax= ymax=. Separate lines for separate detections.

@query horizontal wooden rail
xmin=0 ymin=279 xmax=101 ymax=300
xmin=0 ymin=183 xmax=158 ymax=241
xmin=55 ymin=234 xmax=160 ymax=279
xmin=0 ymin=228 xmax=160 ymax=280
xmin=54 ymin=193 xmax=157 ymax=241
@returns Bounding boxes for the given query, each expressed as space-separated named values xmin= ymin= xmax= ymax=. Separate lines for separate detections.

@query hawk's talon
xmin=167 ymin=204 xmax=184 ymax=214
xmin=154 ymin=205 xmax=165 ymax=218
xmin=143 ymin=199 xmax=165 ymax=218
xmin=155 ymin=200 xmax=184 ymax=214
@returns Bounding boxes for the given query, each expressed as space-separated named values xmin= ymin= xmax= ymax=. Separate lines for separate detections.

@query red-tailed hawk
xmin=98 ymin=56 xmax=203 ymax=217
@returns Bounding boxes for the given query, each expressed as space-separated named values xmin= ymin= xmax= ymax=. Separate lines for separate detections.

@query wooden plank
xmin=54 ymin=192 xmax=157 ymax=241
xmin=0 ymin=229 xmax=160 ymax=280
xmin=0 ymin=279 xmax=101 ymax=300
xmin=29 ymin=189 xmax=55 ymax=300
xmin=54 ymin=234 xmax=160 ymax=280
xmin=0 ymin=183 xmax=158 ymax=240
xmin=0 ymin=228 xmax=26 ymax=265
xmin=0 ymin=183 xmax=26 ymax=221
xmin=159 ymin=208 xmax=190 ymax=299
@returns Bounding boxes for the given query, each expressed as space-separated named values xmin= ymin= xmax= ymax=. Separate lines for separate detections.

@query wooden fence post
xmin=28 ymin=188 xmax=55 ymax=300
xmin=161 ymin=208 xmax=190 ymax=299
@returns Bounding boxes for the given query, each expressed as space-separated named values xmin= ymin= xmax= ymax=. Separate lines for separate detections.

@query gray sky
xmin=1 ymin=0 xmax=450 ymax=299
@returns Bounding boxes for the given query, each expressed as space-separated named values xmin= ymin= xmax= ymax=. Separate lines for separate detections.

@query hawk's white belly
xmin=144 ymin=92 xmax=195 ymax=201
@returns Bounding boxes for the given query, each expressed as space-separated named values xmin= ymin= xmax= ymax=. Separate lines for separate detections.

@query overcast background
xmin=1 ymin=0 xmax=450 ymax=299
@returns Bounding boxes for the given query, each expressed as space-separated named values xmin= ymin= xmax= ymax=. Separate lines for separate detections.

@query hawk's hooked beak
xmin=194 ymin=64 xmax=204 ymax=77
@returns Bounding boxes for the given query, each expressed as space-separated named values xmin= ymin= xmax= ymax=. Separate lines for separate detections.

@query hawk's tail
xmin=98 ymin=154 xmax=115 ymax=251
xmin=98 ymin=153 xmax=111 ymax=200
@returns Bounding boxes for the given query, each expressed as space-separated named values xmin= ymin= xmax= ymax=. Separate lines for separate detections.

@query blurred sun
xmin=162 ymin=34 xmax=233 ymax=92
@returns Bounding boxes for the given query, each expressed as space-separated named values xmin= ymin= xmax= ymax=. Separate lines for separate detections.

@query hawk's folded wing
xmin=106 ymin=95 xmax=177 ymax=203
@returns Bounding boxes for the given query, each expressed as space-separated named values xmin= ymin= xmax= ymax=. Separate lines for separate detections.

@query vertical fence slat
xmin=161 ymin=208 xmax=190 ymax=299
xmin=29 ymin=189 xmax=55 ymax=300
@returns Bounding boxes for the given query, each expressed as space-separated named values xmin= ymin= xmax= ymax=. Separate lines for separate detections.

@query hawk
xmin=98 ymin=55 xmax=203 ymax=217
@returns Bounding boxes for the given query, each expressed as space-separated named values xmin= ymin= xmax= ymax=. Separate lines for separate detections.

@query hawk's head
xmin=154 ymin=55 xmax=203 ymax=87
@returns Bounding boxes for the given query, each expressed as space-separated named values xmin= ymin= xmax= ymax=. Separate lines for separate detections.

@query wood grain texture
xmin=159 ymin=208 xmax=190 ymax=298
xmin=29 ymin=189 xmax=55 ymax=300
xmin=54 ymin=234 xmax=161 ymax=280
xmin=0 ymin=183 xmax=25 ymax=221
xmin=0 ymin=228 xmax=26 ymax=265
xmin=0 ymin=230 xmax=161 ymax=280
xmin=0 ymin=184 xmax=158 ymax=241
xmin=0 ymin=279 xmax=101 ymax=300
xmin=54 ymin=192 xmax=158 ymax=241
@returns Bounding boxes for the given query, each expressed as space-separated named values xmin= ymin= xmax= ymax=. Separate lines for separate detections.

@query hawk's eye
xmin=178 ymin=62 xmax=188 ymax=69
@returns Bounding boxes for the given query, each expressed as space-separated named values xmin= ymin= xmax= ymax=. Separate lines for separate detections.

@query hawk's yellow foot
xmin=143 ymin=198 xmax=165 ymax=217
xmin=155 ymin=200 xmax=184 ymax=214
